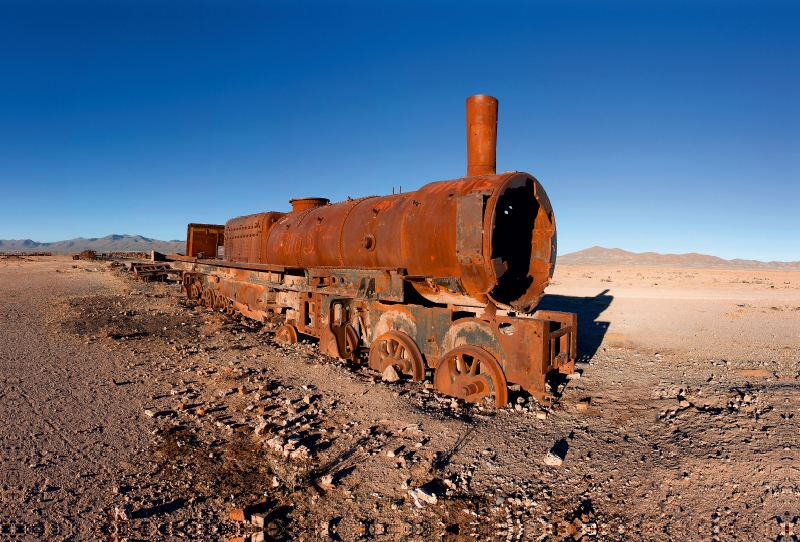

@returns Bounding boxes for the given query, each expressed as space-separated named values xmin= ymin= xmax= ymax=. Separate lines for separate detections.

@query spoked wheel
xmin=213 ymin=292 xmax=229 ymax=311
xmin=183 ymin=275 xmax=203 ymax=301
xmin=368 ymin=331 xmax=425 ymax=381
xmin=434 ymin=345 xmax=508 ymax=407
xmin=320 ymin=325 xmax=360 ymax=361
xmin=199 ymin=288 xmax=216 ymax=309
xmin=275 ymin=324 xmax=299 ymax=345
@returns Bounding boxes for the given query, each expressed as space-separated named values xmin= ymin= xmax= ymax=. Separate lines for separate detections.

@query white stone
xmin=544 ymin=452 xmax=563 ymax=467
xmin=265 ymin=436 xmax=284 ymax=453
xmin=382 ymin=365 xmax=401 ymax=382
xmin=411 ymin=487 xmax=437 ymax=505
xmin=290 ymin=445 xmax=310 ymax=460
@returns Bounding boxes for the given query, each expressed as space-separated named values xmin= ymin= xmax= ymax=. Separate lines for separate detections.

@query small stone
xmin=113 ymin=505 xmax=131 ymax=521
xmin=411 ymin=487 xmax=437 ymax=505
xmin=382 ymin=365 xmax=401 ymax=382
xmin=566 ymin=372 xmax=581 ymax=380
xmin=743 ymin=394 xmax=753 ymax=403
xmin=196 ymin=407 xmax=206 ymax=416
xmin=266 ymin=436 xmax=285 ymax=453
xmin=303 ymin=395 xmax=312 ymax=405
xmin=177 ymin=403 xmax=186 ymax=411
xmin=575 ymin=402 xmax=588 ymax=411
xmin=544 ymin=452 xmax=563 ymax=467
xmin=229 ymin=508 xmax=246 ymax=522
xmin=238 ymin=385 xmax=248 ymax=395
xmin=317 ymin=474 xmax=334 ymax=490
xmin=678 ymin=400 xmax=690 ymax=408
xmin=290 ymin=445 xmax=310 ymax=460
xmin=254 ymin=421 xmax=269 ymax=436
xmin=143 ymin=409 xmax=156 ymax=419
xmin=251 ymin=512 xmax=267 ymax=527
xmin=536 ymin=410 xmax=547 ymax=420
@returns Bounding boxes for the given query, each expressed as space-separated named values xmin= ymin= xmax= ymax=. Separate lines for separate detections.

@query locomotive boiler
xmin=167 ymin=95 xmax=576 ymax=407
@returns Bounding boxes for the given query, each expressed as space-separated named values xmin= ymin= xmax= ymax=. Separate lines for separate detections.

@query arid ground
xmin=1 ymin=255 xmax=798 ymax=540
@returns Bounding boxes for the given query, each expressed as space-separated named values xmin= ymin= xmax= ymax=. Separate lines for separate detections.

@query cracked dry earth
xmin=0 ymin=255 xmax=799 ymax=541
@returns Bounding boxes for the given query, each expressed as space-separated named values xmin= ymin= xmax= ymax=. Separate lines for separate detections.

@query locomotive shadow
xmin=535 ymin=288 xmax=613 ymax=363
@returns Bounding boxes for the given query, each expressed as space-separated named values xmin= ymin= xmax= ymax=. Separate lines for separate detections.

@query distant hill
xmin=0 ymin=234 xmax=185 ymax=254
xmin=558 ymin=246 xmax=800 ymax=271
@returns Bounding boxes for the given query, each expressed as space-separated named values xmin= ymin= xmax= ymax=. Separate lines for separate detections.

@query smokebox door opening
xmin=490 ymin=178 xmax=537 ymax=305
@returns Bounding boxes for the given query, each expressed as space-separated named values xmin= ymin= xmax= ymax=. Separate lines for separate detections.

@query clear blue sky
xmin=1 ymin=0 xmax=797 ymax=260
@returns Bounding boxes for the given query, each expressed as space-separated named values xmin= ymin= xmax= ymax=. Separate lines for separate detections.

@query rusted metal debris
xmin=72 ymin=251 xmax=150 ymax=261
xmin=0 ymin=252 xmax=52 ymax=257
xmin=73 ymin=250 xmax=99 ymax=261
xmin=130 ymin=262 xmax=173 ymax=282
xmin=107 ymin=251 xmax=149 ymax=259
xmin=166 ymin=95 xmax=577 ymax=407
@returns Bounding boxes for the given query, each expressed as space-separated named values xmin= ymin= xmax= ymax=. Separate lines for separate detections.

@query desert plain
xmin=0 ymin=254 xmax=798 ymax=540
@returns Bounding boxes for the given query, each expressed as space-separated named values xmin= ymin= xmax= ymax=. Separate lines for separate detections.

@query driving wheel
xmin=275 ymin=324 xmax=299 ymax=345
xmin=368 ymin=331 xmax=425 ymax=381
xmin=434 ymin=345 xmax=508 ymax=407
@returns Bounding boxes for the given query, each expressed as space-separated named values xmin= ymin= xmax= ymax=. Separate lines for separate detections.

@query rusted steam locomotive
xmin=167 ymin=95 xmax=576 ymax=407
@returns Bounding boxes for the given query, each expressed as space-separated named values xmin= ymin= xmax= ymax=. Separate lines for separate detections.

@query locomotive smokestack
xmin=466 ymin=95 xmax=498 ymax=176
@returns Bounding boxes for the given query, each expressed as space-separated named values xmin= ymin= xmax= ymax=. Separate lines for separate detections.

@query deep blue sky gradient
xmin=1 ymin=0 xmax=798 ymax=260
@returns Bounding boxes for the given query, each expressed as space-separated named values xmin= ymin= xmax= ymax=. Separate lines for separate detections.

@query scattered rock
xmin=254 ymin=421 xmax=269 ymax=435
xmin=382 ymin=365 xmax=401 ymax=382
xmin=544 ymin=451 xmax=563 ymax=467
xmin=409 ymin=487 xmax=437 ymax=508
xmin=317 ymin=474 xmax=335 ymax=491
xmin=113 ymin=505 xmax=131 ymax=521
xmin=266 ymin=436 xmax=285 ymax=453
xmin=413 ymin=487 xmax=437 ymax=504
xmin=290 ymin=445 xmax=310 ymax=460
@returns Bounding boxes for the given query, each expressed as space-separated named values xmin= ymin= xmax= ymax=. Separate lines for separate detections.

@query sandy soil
xmin=0 ymin=256 xmax=798 ymax=541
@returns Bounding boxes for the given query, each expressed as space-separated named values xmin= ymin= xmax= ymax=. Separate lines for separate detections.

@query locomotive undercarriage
xmin=172 ymin=258 xmax=576 ymax=407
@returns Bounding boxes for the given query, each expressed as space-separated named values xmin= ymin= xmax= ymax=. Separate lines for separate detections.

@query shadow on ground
xmin=536 ymin=289 xmax=613 ymax=362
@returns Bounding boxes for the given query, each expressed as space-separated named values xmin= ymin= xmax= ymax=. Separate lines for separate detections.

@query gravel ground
xmin=0 ymin=255 xmax=798 ymax=541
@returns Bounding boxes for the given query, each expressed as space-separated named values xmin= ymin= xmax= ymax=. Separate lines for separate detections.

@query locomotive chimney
xmin=466 ymin=94 xmax=498 ymax=176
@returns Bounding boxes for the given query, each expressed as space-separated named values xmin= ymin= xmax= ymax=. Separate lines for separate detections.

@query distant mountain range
xmin=0 ymin=234 xmax=185 ymax=254
xmin=559 ymin=246 xmax=800 ymax=271
xmin=2 ymin=237 xmax=798 ymax=271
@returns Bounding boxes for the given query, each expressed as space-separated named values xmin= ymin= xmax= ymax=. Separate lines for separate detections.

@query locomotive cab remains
xmin=168 ymin=95 xmax=577 ymax=407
